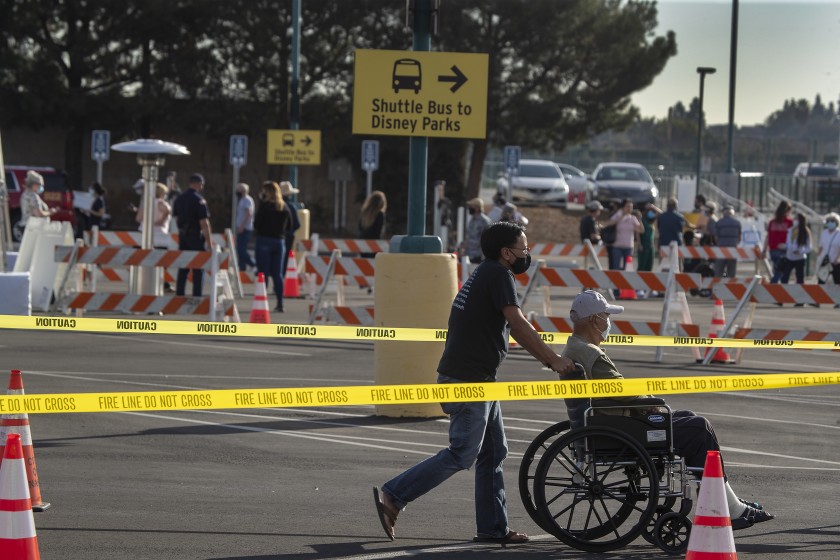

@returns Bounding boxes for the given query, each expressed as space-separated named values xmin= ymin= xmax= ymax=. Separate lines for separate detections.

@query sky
xmin=630 ymin=0 xmax=840 ymax=127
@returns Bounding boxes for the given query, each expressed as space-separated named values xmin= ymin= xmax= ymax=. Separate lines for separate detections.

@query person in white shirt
xmin=815 ymin=212 xmax=840 ymax=288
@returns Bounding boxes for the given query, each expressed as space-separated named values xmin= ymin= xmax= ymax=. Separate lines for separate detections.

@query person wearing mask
xmin=137 ymin=183 xmax=174 ymax=291
xmin=279 ymin=181 xmax=302 ymax=277
xmin=763 ymin=200 xmax=793 ymax=283
xmin=710 ymin=206 xmax=742 ymax=279
xmin=461 ymin=198 xmax=491 ymax=263
xmin=561 ymin=290 xmax=774 ymax=531
xmin=20 ymin=170 xmax=56 ymax=226
xmin=234 ymin=183 xmax=255 ymax=271
xmin=172 ymin=173 xmax=213 ymax=297
xmin=373 ymin=222 xmax=575 ymax=544
xmin=254 ymin=181 xmax=293 ymax=312
xmin=815 ymin=213 xmax=840 ymax=291
xmin=487 ymin=193 xmax=506 ymax=223
xmin=780 ymin=213 xmax=811 ymax=291
xmin=579 ymin=201 xmax=603 ymax=245
xmin=83 ymin=182 xmax=107 ymax=243
xmin=638 ymin=203 xmax=661 ymax=272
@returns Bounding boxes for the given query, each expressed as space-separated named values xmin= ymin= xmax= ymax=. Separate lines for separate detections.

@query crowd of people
xmin=579 ymin=194 xmax=840 ymax=301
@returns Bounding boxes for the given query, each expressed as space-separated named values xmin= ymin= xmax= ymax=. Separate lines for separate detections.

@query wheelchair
xmin=519 ymin=368 xmax=700 ymax=555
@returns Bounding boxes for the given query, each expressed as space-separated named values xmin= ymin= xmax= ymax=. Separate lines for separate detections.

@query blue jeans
xmin=255 ymin=236 xmax=286 ymax=305
xmin=769 ymin=249 xmax=785 ymax=283
xmin=236 ymin=229 xmax=254 ymax=269
xmin=382 ymin=374 xmax=510 ymax=538
xmin=610 ymin=246 xmax=632 ymax=297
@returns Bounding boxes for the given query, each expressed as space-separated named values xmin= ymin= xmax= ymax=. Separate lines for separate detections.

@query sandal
xmin=373 ymin=487 xmax=398 ymax=541
xmin=473 ymin=530 xmax=530 ymax=545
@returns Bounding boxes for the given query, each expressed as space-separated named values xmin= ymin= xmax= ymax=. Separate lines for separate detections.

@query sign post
xmin=503 ymin=145 xmax=521 ymax=201
xmin=229 ymin=135 xmax=248 ymax=231
xmin=361 ymin=140 xmax=379 ymax=198
xmin=91 ymin=130 xmax=110 ymax=185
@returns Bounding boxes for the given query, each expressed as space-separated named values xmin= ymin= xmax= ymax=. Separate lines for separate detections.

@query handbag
xmin=600 ymin=224 xmax=617 ymax=245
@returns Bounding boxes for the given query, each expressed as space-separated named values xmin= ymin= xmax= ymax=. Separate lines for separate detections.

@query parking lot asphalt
xmin=2 ymin=280 xmax=840 ymax=559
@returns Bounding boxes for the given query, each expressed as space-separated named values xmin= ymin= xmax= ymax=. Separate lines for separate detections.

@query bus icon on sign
xmin=282 ymin=133 xmax=294 ymax=147
xmin=392 ymin=58 xmax=421 ymax=93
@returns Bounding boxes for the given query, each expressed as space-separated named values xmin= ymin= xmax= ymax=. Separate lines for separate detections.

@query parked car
xmin=509 ymin=159 xmax=569 ymax=207
xmin=4 ymin=165 xmax=76 ymax=241
xmin=556 ymin=162 xmax=592 ymax=204
xmin=792 ymin=162 xmax=839 ymax=184
xmin=591 ymin=162 xmax=658 ymax=208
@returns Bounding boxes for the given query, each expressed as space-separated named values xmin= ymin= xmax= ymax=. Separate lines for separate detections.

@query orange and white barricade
xmin=529 ymin=314 xmax=702 ymax=339
xmin=300 ymin=236 xmax=389 ymax=256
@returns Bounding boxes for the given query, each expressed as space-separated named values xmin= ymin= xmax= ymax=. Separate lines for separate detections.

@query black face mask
xmin=511 ymin=253 xmax=531 ymax=275
xmin=236 ymin=192 xmax=243 ymax=199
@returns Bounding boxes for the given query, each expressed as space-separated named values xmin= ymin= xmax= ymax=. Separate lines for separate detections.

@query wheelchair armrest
xmin=589 ymin=397 xmax=666 ymax=409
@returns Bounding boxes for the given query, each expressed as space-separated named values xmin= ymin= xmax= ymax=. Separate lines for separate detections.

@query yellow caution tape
xmin=0 ymin=314 xmax=839 ymax=350
xmin=2 ymin=372 xmax=839 ymax=414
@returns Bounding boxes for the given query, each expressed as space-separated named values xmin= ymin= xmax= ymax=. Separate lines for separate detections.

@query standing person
xmin=637 ymin=202 xmax=661 ymax=272
xmin=83 ymin=182 xmax=107 ymax=243
xmin=710 ymin=206 xmax=742 ymax=278
xmin=656 ymin=197 xmax=688 ymax=253
xmin=136 ymin=183 xmax=172 ymax=249
xmin=763 ymin=200 xmax=793 ymax=283
xmin=461 ymin=197 xmax=491 ymax=263
xmin=234 ymin=183 xmax=255 ymax=271
xmin=279 ymin=181 xmax=301 ymax=277
xmin=254 ymin=181 xmax=293 ymax=312
xmin=373 ymin=222 xmax=574 ymax=543
xmin=165 ymin=172 xmax=181 ymax=234
xmin=605 ymin=199 xmax=642 ymax=272
xmin=487 ymin=193 xmax=506 ymax=222
xmin=816 ymin=212 xmax=840 ymax=288
xmin=173 ymin=173 xmax=213 ymax=297
xmin=579 ymin=201 xmax=603 ymax=245
xmin=700 ymin=201 xmax=718 ymax=246
xmin=20 ymin=170 xmax=56 ymax=226
xmin=561 ymin=290 xmax=774 ymax=530
xmin=780 ymin=213 xmax=811 ymax=288
xmin=359 ymin=190 xmax=387 ymax=258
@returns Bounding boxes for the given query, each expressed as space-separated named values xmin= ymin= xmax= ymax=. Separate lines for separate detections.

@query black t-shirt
xmin=580 ymin=214 xmax=597 ymax=243
xmin=437 ymin=259 xmax=519 ymax=381
xmin=173 ymin=188 xmax=210 ymax=239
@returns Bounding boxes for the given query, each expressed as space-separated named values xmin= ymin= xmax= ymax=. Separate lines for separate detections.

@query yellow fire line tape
xmin=1 ymin=315 xmax=839 ymax=350
xmin=2 ymin=372 xmax=839 ymax=415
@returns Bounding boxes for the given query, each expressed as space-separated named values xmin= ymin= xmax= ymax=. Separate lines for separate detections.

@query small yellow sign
xmin=267 ymin=130 xmax=321 ymax=165
xmin=353 ymin=49 xmax=488 ymax=139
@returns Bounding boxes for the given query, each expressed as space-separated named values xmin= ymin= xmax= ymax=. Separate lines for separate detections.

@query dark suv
xmin=3 ymin=165 xmax=76 ymax=241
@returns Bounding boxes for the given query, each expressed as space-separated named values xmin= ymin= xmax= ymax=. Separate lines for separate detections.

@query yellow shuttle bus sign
xmin=267 ymin=130 xmax=321 ymax=165
xmin=353 ymin=49 xmax=488 ymax=139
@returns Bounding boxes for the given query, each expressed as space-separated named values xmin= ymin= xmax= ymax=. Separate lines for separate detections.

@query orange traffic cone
xmin=618 ymin=255 xmax=637 ymax=300
xmin=249 ymin=272 xmax=271 ymax=323
xmin=0 ymin=434 xmax=42 ymax=559
xmin=0 ymin=370 xmax=50 ymax=511
xmin=706 ymin=299 xmax=734 ymax=364
xmin=685 ymin=450 xmax=737 ymax=559
xmin=284 ymin=250 xmax=301 ymax=298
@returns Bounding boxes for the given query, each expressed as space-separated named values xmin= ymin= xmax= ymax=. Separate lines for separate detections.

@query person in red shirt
xmin=763 ymin=200 xmax=793 ymax=283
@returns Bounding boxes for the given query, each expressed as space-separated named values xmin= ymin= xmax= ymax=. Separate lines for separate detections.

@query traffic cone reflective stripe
xmin=685 ymin=451 xmax=737 ymax=560
xmin=707 ymin=299 xmax=733 ymax=364
xmin=249 ymin=273 xmax=271 ymax=324
xmin=0 ymin=371 xmax=49 ymax=512
xmin=284 ymin=250 xmax=301 ymax=298
xmin=0 ymin=434 xmax=41 ymax=560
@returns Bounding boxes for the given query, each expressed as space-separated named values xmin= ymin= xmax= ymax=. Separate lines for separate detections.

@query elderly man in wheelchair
xmin=518 ymin=290 xmax=773 ymax=554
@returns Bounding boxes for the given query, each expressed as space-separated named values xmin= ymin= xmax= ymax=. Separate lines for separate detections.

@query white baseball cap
xmin=570 ymin=290 xmax=624 ymax=320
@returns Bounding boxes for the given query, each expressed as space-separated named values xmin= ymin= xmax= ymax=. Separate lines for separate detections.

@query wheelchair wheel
xmin=641 ymin=499 xmax=678 ymax=544
xmin=533 ymin=426 xmax=659 ymax=553
xmin=518 ymin=420 xmax=571 ymax=533
xmin=653 ymin=512 xmax=691 ymax=555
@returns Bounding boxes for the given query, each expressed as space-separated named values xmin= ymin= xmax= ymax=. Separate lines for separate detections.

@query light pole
xmin=696 ymin=67 xmax=716 ymax=195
